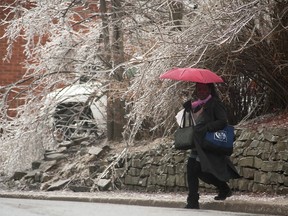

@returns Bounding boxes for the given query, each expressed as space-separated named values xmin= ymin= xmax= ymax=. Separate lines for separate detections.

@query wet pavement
xmin=0 ymin=190 xmax=287 ymax=215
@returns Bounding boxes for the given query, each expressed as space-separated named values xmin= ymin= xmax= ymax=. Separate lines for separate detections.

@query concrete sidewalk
xmin=0 ymin=190 xmax=287 ymax=215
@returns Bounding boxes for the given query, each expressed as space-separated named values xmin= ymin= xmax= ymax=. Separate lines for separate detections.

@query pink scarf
xmin=191 ymin=94 xmax=212 ymax=109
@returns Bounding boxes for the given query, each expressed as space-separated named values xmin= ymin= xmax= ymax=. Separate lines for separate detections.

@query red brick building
xmin=1 ymin=0 xmax=100 ymax=86
xmin=0 ymin=1 xmax=26 ymax=87
xmin=0 ymin=1 xmax=27 ymax=116
xmin=0 ymin=1 xmax=100 ymax=116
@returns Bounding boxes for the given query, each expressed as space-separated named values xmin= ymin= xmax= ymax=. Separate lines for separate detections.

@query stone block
xmin=263 ymin=129 xmax=279 ymax=143
xmin=124 ymin=175 xmax=139 ymax=185
xmin=270 ymin=173 xmax=284 ymax=184
xmin=271 ymin=128 xmax=288 ymax=137
xmin=231 ymin=147 xmax=243 ymax=157
xmin=260 ymin=152 xmax=270 ymax=160
xmin=246 ymin=149 xmax=259 ymax=156
xmin=31 ymin=161 xmax=41 ymax=170
xmin=263 ymin=142 xmax=273 ymax=151
xmin=242 ymin=140 xmax=252 ymax=148
xmin=148 ymin=165 xmax=158 ymax=174
xmin=254 ymin=171 xmax=270 ymax=184
xmin=41 ymin=173 xmax=53 ymax=183
xmin=252 ymin=183 xmax=273 ymax=193
xmin=283 ymin=163 xmax=288 ymax=175
xmin=175 ymin=174 xmax=186 ymax=187
xmin=133 ymin=152 xmax=144 ymax=159
xmin=250 ymin=140 xmax=260 ymax=148
xmin=146 ymin=185 xmax=157 ymax=192
xmin=69 ymin=185 xmax=91 ymax=192
xmin=276 ymin=185 xmax=288 ymax=195
xmin=140 ymin=157 xmax=151 ymax=166
xmin=175 ymin=163 xmax=186 ymax=174
xmin=276 ymin=161 xmax=285 ymax=171
xmin=151 ymin=156 xmax=162 ymax=165
xmin=173 ymin=155 xmax=185 ymax=163
xmin=131 ymin=158 xmax=142 ymax=168
xmin=11 ymin=171 xmax=27 ymax=180
xmin=138 ymin=177 xmax=148 ymax=187
xmin=257 ymin=133 xmax=265 ymax=141
xmin=156 ymin=166 xmax=166 ymax=175
xmin=261 ymin=161 xmax=278 ymax=172
xmin=277 ymin=151 xmax=288 ymax=161
xmin=274 ymin=142 xmax=288 ymax=152
xmin=127 ymin=167 xmax=141 ymax=176
xmin=24 ymin=170 xmax=38 ymax=180
xmin=97 ymin=179 xmax=111 ymax=189
xmin=238 ymin=131 xmax=254 ymax=141
xmin=156 ymin=174 xmax=167 ymax=186
xmin=147 ymin=174 xmax=157 ymax=185
xmin=88 ymin=146 xmax=103 ymax=156
xmin=140 ymin=166 xmax=150 ymax=177
xmin=44 ymin=153 xmax=66 ymax=161
xmin=284 ymin=176 xmax=288 ymax=187
xmin=166 ymin=175 xmax=176 ymax=187
xmin=47 ymin=179 xmax=70 ymax=191
xmin=240 ymin=167 xmax=255 ymax=179
xmin=253 ymin=157 xmax=263 ymax=169
xmin=167 ymin=164 xmax=175 ymax=175
xmin=238 ymin=157 xmax=254 ymax=167
xmin=115 ymin=168 xmax=126 ymax=178
xmin=237 ymin=178 xmax=250 ymax=191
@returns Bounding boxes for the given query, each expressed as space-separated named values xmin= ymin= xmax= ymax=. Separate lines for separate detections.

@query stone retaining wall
xmin=116 ymin=127 xmax=288 ymax=194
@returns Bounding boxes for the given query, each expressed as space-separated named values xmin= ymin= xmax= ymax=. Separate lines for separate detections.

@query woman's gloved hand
xmin=183 ymin=100 xmax=192 ymax=111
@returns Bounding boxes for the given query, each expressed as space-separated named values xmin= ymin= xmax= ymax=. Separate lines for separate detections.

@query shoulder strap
xmin=181 ymin=110 xmax=195 ymax=127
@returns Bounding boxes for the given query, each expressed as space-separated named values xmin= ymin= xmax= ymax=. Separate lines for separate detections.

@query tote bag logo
xmin=214 ymin=130 xmax=227 ymax=142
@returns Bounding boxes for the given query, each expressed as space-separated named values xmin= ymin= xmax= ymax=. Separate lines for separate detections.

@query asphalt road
xmin=0 ymin=197 xmax=266 ymax=216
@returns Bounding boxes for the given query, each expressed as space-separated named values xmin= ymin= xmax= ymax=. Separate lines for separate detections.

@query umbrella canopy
xmin=159 ymin=68 xmax=224 ymax=83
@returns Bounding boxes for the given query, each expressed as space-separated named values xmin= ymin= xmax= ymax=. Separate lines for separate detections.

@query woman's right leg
xmin=186 ymin=157 xmax=200 ymax=209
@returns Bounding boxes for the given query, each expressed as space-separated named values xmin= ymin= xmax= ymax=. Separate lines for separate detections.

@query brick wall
xmin=0 ymin=0 xmax=26 ymax=87
xmin=0 ymin=1 xmax=28 ymax=116
xmin=0 ymin=0 xmax=99 ymax=116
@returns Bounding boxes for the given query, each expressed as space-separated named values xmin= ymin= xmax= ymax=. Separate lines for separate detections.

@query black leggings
xmin=187 ymin=157 xmax=229 ymax=201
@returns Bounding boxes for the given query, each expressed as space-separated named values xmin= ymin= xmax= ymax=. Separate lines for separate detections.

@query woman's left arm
xmin=206 ymin=100 xmax=228 ymax=132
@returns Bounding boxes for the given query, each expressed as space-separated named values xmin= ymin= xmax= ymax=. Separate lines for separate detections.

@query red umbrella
xmin=159 ymin=68 xmax=224 ymax=83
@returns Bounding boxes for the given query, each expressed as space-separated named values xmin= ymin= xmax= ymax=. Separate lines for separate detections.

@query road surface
xmin=0 ymin=197 xmax=268 ymax=216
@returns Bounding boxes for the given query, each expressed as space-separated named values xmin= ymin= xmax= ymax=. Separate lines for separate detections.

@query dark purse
xmin=174 ymin=110 xmax=195 ymax=150
xmin=202 ymin=125 xmax=234 ymax=156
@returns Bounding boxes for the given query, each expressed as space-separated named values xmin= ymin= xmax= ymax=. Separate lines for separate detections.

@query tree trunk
xmin=99 ymin=0 xmax=111 ymax=64
xmin=106 ymin=0 xmax=126 ymax=140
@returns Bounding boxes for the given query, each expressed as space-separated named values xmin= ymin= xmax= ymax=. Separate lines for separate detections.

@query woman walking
xmin=183 ymin=83 xmax=240 ymax=209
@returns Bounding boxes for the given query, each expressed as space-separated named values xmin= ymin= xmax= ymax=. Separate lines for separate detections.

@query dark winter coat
xmin=192 ymin=97 xmax=240 ymax=182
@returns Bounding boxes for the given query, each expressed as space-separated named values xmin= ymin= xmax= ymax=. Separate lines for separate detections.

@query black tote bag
xmin=174 ymin=110 xmax=195 ymax=150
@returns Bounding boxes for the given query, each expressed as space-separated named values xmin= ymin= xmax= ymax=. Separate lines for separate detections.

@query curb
xmin=0 ymin=191 xmax=287 ymax=215
xmin=202 ymin=200 xmax=288 ymax=216
xmin=0 ymin=191 xmax=184 ymax=207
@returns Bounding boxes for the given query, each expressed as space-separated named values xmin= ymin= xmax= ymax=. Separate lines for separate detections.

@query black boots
xmin=185 ymin=202 xmax=200 ymax=209
xmin=214 ymin=186 xmax=232 ymax=200
xmin=185 ymin=193 xmax=200 ymax=209
xmin=185 ymin=187 xmax=232 ymax=209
